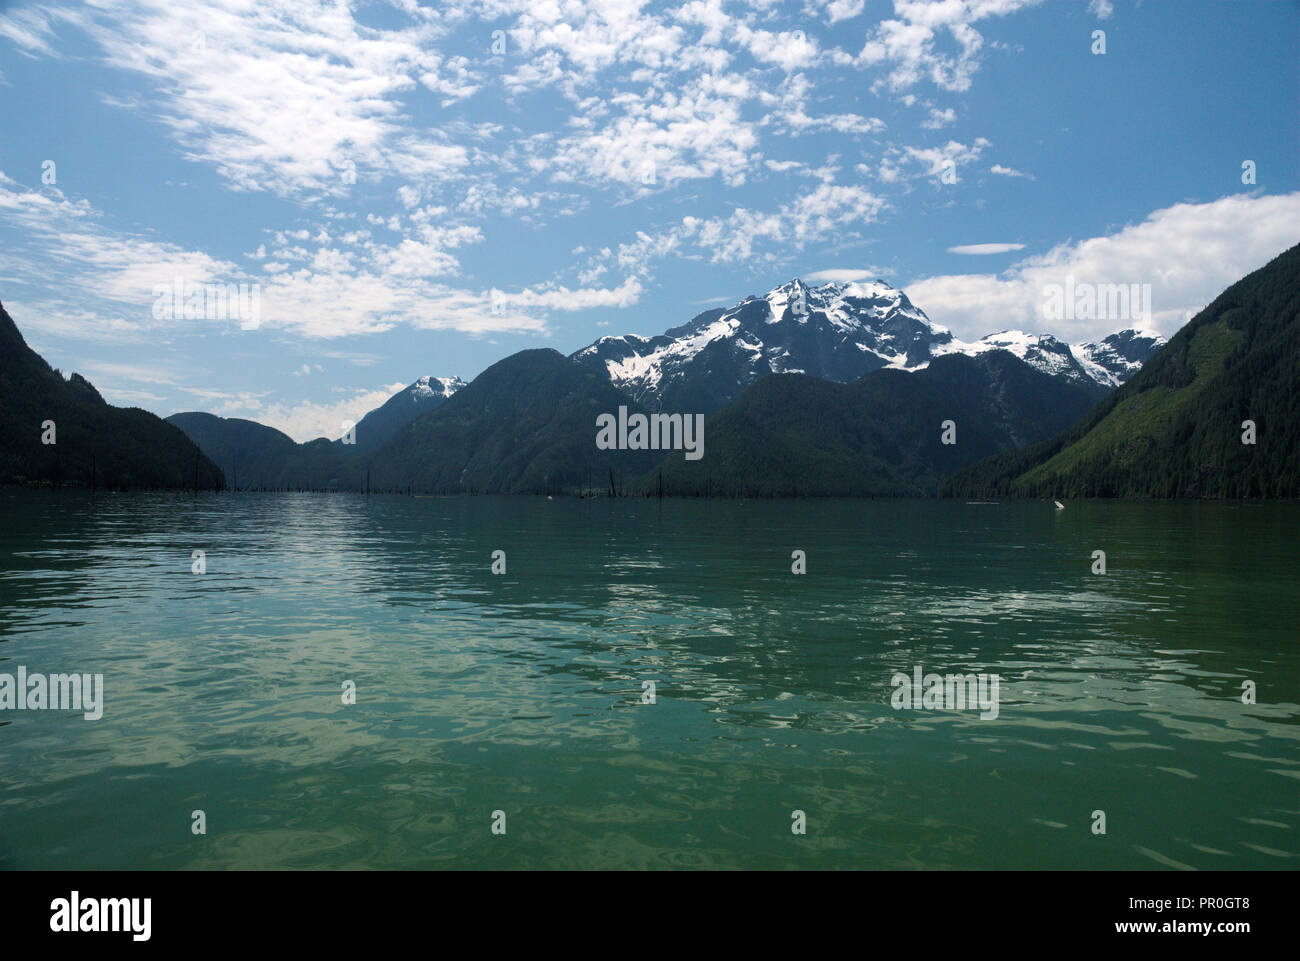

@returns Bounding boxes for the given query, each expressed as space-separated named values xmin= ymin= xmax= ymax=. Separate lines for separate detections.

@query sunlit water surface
xmin=1 ymin=491 xmax=1296 ymax=869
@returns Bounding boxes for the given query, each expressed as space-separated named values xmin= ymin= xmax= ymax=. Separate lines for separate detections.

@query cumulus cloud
xmin=878 ymin=138 xmax=990 ymax=183
xmin=922 ymin=106 xmax=957 ymax=129
xmin=763 ymin=72 xmax=885 ymax=138
xmin=908 ymin=192 xmax=1300 ymax=342
xmin=683 ymin=182 xmax=889 ymax=264
xmin=572 ymin=179 xmax=890 ymax=279
xmin=735 ymin=25 xmax=821 ymax=72
xmin=823 ymin=1 xmax=867 ymax=25
xmin=546 ymin=81 xmax=760 ymax=188
xmin=853 ymin=0 xmax=1044 ymax=96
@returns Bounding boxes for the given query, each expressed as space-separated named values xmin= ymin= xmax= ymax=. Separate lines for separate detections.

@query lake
xmin=0 ymin=490 xmax=1296 ymax=869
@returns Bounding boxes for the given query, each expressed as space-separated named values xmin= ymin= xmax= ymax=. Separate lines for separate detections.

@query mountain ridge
xmin=167 ymin=373 xmax=466 ymax=488
xmin=367 ymin=348 xmax=660 ymax=493
xmin=0 ymin=301 xmax=223 ymax=489
xmin=572 ymin=276 xmax=1163 ymax=415
xmin=643 ymin=348 xmax=1106 ymax=497
xmin=942 ymin=242 xmax=1300 ymax=498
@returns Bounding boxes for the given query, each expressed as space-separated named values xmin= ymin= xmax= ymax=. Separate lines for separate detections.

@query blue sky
xmin=1 ymin=0 xmax=1297 ymax=441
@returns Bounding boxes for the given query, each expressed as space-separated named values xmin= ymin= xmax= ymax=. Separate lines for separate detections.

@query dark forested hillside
xmin=645 ymin=349 xmax=1103 ymax=496
xmin=943 ymin=242 xmax=1300 ymax=498
xmin=169 ymin=376 xmax=463 ymax=490
xmin=0 ymin=302 xmax=223 ymax=489
xmin=369 ymin=348 xmax=660 ymax=493
xmin=166 ymin=412 xmax=361 ymax=490
xmin=335 ymin=376 xmax=465 ymax=457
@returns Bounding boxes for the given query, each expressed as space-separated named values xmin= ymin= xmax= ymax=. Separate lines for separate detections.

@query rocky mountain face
xmin=572 ymin=278 xmax=1164 ymax=413
xmin=1071 ymin=329 xmax=1168 ymax=387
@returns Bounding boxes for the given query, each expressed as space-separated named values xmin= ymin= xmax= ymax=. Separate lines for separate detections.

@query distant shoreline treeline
xmin=4 ymin=481 xmax=1295 ymax=502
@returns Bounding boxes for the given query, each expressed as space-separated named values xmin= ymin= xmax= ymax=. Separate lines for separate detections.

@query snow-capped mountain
xmin=346 ymin=374 xmax=467 ymax=454
xmin=936 ymin=329 xmax=1164 ymax=388
xmin=572 ymin=279 xmax=957 ymax=413
xmin=933 ymin=330 xmax=1095 ymax=384
xmin=409 ymin=375 xmax=468 ymax=400
xmin=572 ymin=278 xmax=1164 ymax=413
xmin=1072 ymin=329 xmax=1167 ymax=387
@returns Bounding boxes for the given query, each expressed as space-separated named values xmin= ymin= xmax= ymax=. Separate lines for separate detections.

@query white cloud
xmin=683 ymin=182 xmax=889 ymax=264
xmin=879 ymin=138 xmax=990 ymax=183
xmin=54 ymin=1 xmax=472 ymax=199
xmin=922 ymin=106 xmax=957 ymax=129
xmin=853 ymin=0 xmax=1043 ymax=96
xmin=201 ymin=382 xmax=408 ymax=444
xmin=546 ymin=80 xmax=760 ymax=188
xmin=805 ymin=266 xmax=895 ymax=283
xmin=908 ymin=192 xmax=1300 ymax=342
xmin=5 ymin=0 xmax=1039 ymax=220
xmin=0 ymin=172 xmax=631 ymax=341
xmin=764 ymin=72 xmax=885 ymax=137
xmin=76 ymin=360 xmax=184 ymax=387
xmin=948 ymin=243 xmax=1025 ymax=255
xmin=0 ymin=4 xmax=75 ymax=56
xmin=735 ymin=25 xmax=821 ymax=72
xmin=576 ymin=180 xmax=891 ymax=279
xmin=509 ymin=1 xmax=691 ymax=77
xmin=494 ymin=277 xmax=645 ymax=311
xmin=0 ymin=173 xmax=244 ymax=338
xmin=823 ymin=1 xmax=867 ymax=25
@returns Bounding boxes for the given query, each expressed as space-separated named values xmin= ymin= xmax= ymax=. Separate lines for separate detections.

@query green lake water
xmin=0 ymin=490 xmax=1296 ymax=869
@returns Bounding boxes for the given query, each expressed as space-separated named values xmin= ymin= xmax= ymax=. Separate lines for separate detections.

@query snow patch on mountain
xmin=411 ymin=375 xmax=467 ymax=400
xmin=1071 ymin=329 xmax=1167 ymax=387
xmin=930 ymin=330 xmax=1085 ymax=381
xmin=573 ymin=278 xmax=1165 ymax=413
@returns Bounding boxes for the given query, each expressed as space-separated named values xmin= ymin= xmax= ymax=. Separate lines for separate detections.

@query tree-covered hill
xmin=644 ymin=349 xmax=1103 ymax=496
xmin=1 ymin=301 xmax=223 ymax=489
xmin=369 ymin=348 xmax=661 ymax=493
xmin=943 ymin=242 xmax=1300 ymax=498
xmin=166 ymin=412 xmax=361 ymax=490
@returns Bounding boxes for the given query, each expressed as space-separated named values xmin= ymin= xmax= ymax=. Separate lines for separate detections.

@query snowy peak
xmin=764 ymin=278 xmax=810 ymax=322
xmin=572 ymin=277 xmax=959 ymax=413
xmin=933 ymin=330 xmax=1087 ymax=382
xmin=759 ymin=277 xmax=934 ymax=334
xmin=410 ymin=375 xmax=467 ymax=400
xmin=572 ymin=279 xmax=1163 ymax=414
xmin=930 ymin=327 xmax=1165 ymax=387
xmin=1072 ymin=329 xmax=1167 ymax=387
xmin=344 ymin=374 xmax=467 ymax=455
